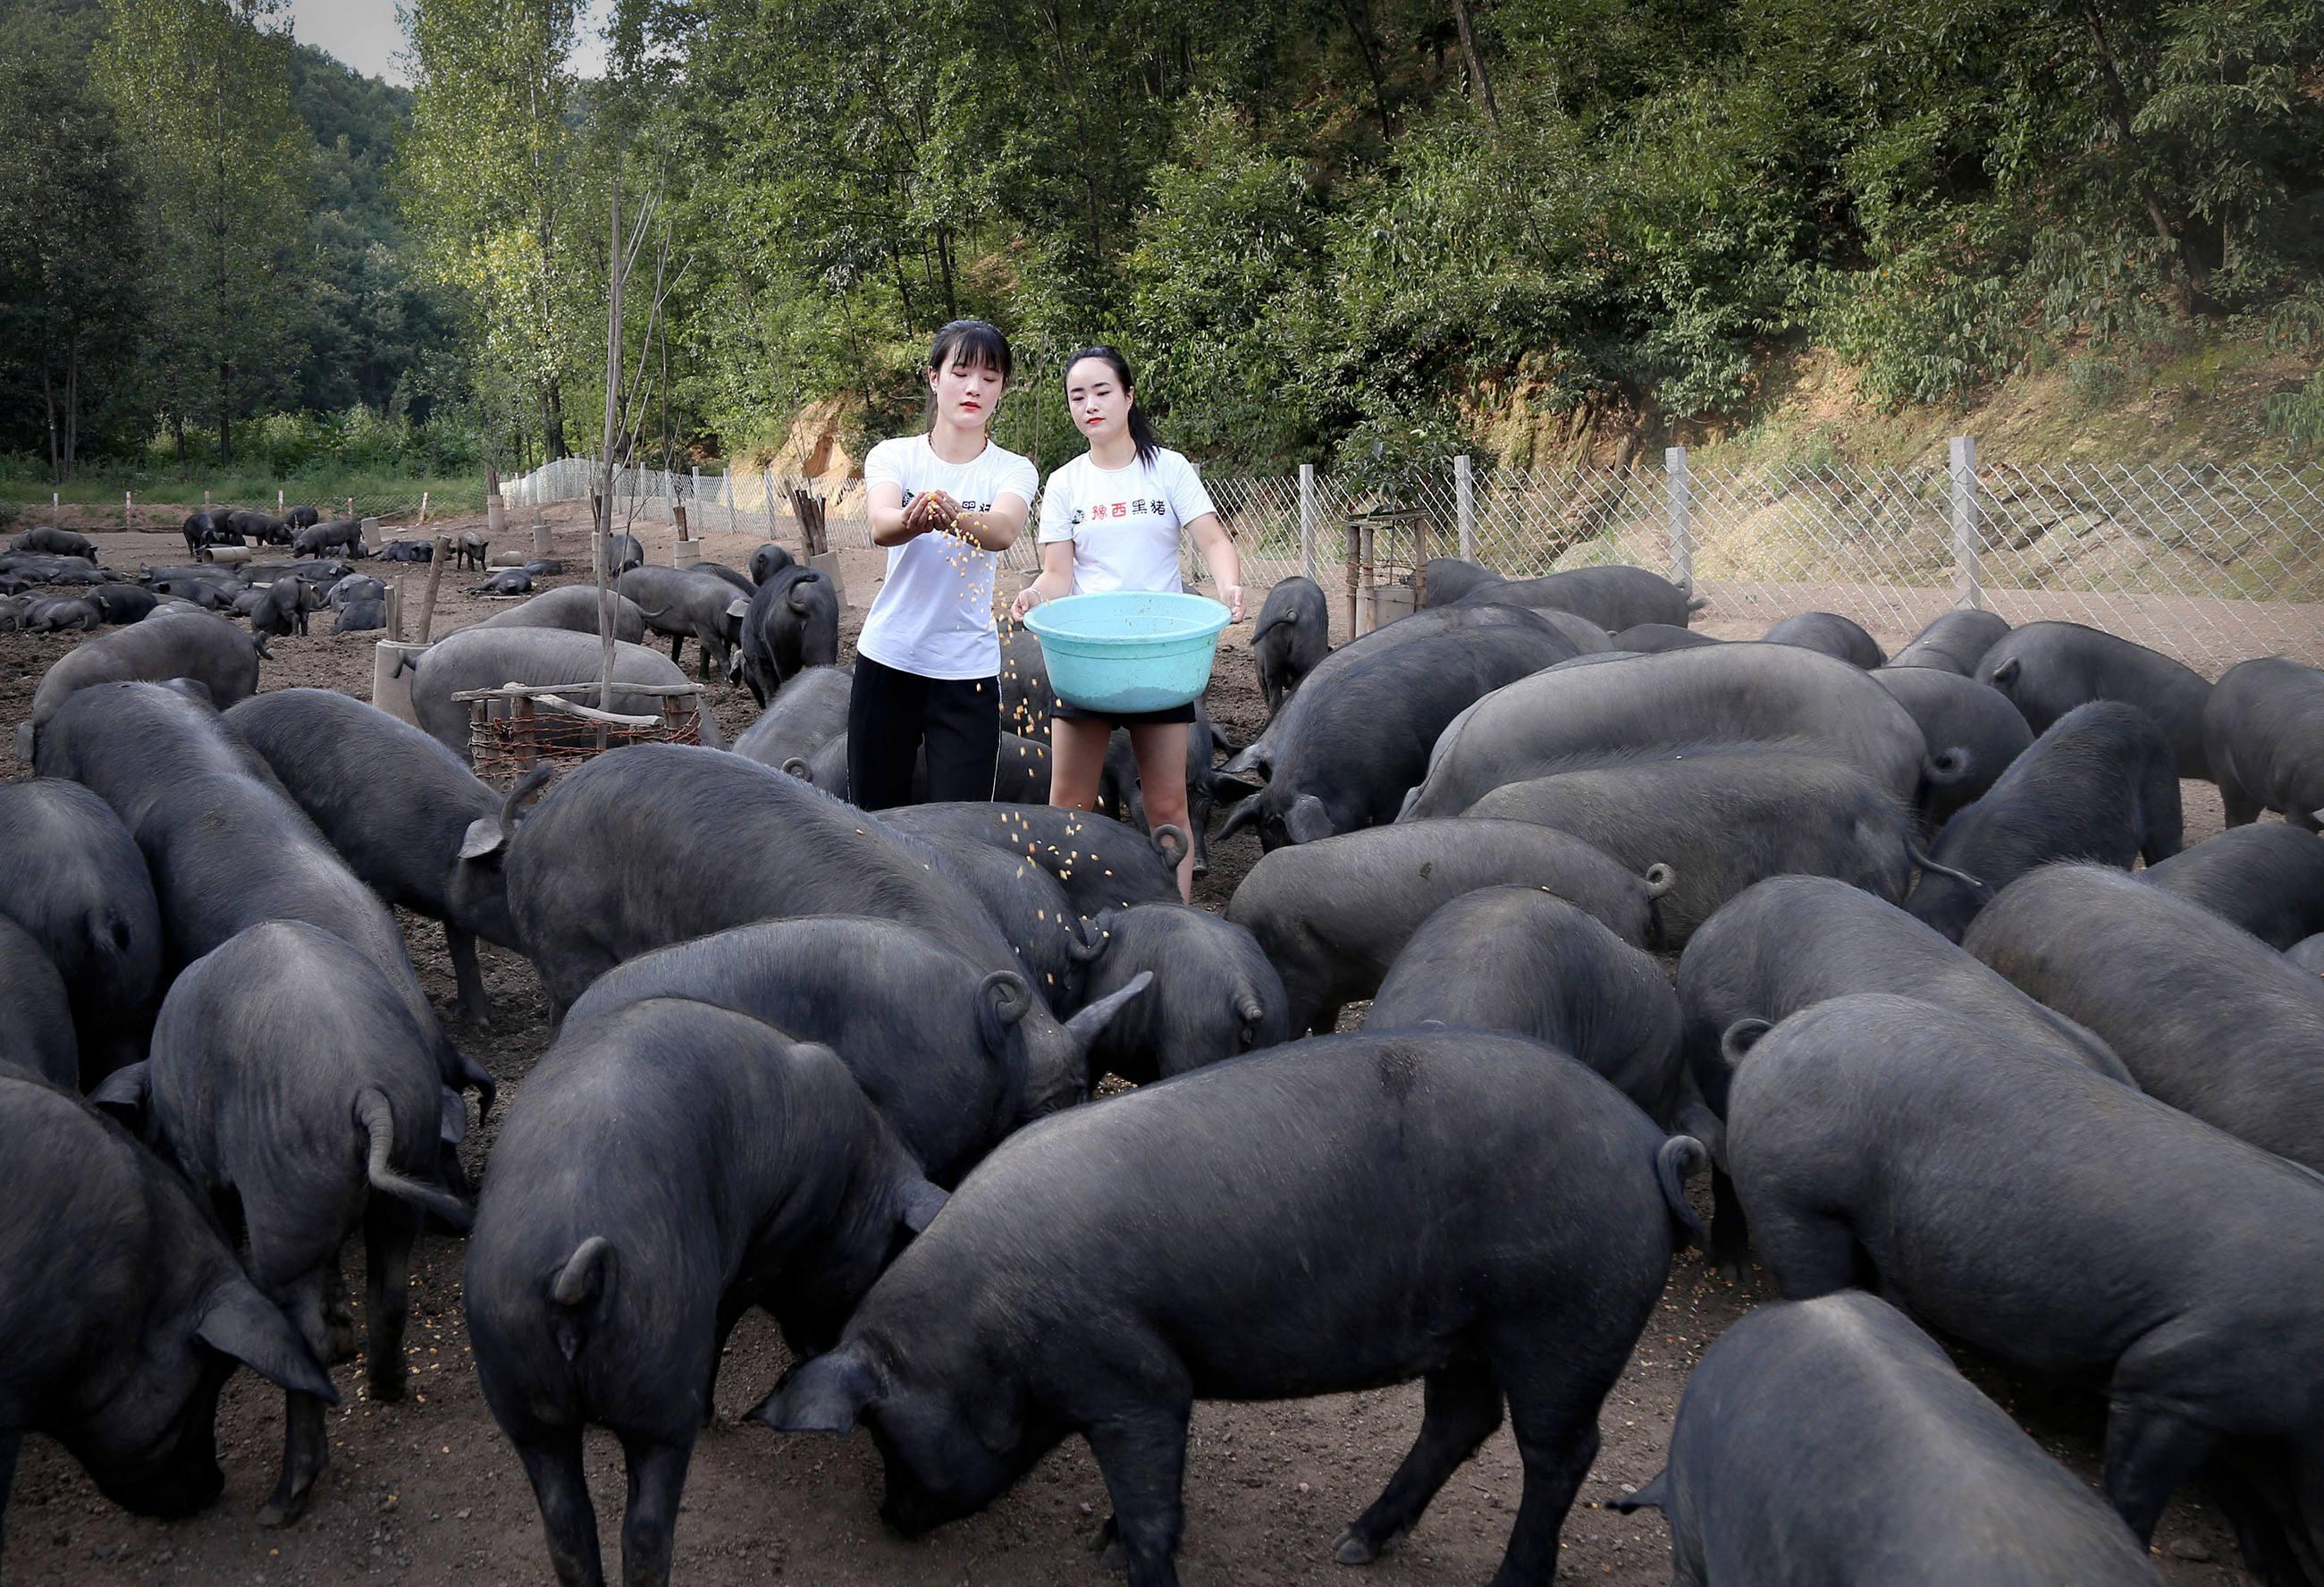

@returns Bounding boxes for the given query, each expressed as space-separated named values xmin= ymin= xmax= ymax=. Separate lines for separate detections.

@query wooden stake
xmin=417 ymin=534 xmax=450 ymax=643
xmin=596 ymin=173 xmax=625 ymax=727
xmin=417 ymin=490 xmax=430 ymax=525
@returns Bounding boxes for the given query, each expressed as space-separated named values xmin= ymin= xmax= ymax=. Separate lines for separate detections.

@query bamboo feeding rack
xmin=454 ymin=680 xmax=707 ymax=784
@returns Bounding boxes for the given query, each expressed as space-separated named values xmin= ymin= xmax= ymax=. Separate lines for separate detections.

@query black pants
xmin=846 ymin=654 xmax=999 ymax=810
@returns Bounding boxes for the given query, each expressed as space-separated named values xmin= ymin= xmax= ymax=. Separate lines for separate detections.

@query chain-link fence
xmin=501 ymin=457 xmax=877 ymax=552
xmin=506 ymin=443 xmax=2324 ymax=672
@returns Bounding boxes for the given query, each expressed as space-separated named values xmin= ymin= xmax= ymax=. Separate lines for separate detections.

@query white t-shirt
xmin=1035 ymin=448 xmax=1216 ymax=595
xmin=857 ymin=434 xmax=1039 ymax=680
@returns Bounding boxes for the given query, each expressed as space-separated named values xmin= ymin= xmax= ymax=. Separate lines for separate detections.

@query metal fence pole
xmin=1299 ymin=463 xmax=1317 ymax=583
xmin=762 ymin=469 xmax=778 ymax=541
xmin=1664 ymin=446 xmax=1693 ymax=595
xmin=1455 ymin=454 xmax=1474 ymax=561
xmin=724 ymin=468 xmax=738 ymax=536
xmin=1950 ymin=435 xmax=1982 ymax=609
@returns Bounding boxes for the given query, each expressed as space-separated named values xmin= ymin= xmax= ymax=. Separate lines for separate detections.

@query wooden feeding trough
xmin=453 ymin=680 xmax=709 ymax=786
xmin=1345 ymin=507 xmax=1432 ymax=636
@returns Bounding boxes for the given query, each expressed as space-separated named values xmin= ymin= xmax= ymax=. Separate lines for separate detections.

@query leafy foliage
xmin=94 ymin=0 xmax=309 ymax=462
xmin=1 ymin=0 xmax=2319 ymax=485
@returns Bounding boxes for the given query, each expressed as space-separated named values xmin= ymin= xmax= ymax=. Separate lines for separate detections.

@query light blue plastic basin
xmin=1023 ymin=591 xmax=1232 ymax=713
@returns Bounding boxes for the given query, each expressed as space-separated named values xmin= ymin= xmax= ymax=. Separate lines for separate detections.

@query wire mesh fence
xmin=500 ymin=457 xmax=880 ymax=553
xmin=504 ymin=443 xmax=2324 ymax=672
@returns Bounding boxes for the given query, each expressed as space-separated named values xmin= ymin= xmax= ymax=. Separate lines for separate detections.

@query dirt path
xmin=0 ymin=511 xmax=2252 ymax=1584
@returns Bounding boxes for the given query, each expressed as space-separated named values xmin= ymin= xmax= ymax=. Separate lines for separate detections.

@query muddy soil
xmin=1 ymin=508 xmax=2252 ymax=1584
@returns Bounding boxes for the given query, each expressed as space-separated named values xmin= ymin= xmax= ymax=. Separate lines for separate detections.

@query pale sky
xmin=283 ymin=0 xmax=611 ymax=86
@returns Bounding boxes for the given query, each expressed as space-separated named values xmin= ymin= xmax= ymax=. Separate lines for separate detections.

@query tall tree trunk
xmin=659 ymin=315 xmax=673 ymax=472
xmin=2078 ymin=1 xmax=2198 ymax=309
xmin=888 ymin=235 xmax=919 ymax=338
xmin=1448 ymin=0 xmax=1499 ymax=128
xmin=937 ymin=224 xmax=958 ymax=323
xmin=1338 ymin=0 xmax=1394 ymax=140
xmin=41 ymin=346 xmax=61 ymax=485
xmin=62 ymin=329 xmax=78 ymax=482
xmin=543 ymin=384 xmax=568 ymax=460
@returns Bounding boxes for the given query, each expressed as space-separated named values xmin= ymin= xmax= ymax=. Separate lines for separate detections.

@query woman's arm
xmin=1185 ymin=511 xmax=1244 ymax=621
xmin=869 ymin=480 xmax=923 ymax=547
xmin=1010 ymin=540 xmax=1077 ymax=618
xmin=945 ymin=489 xmax=1028 ymax=553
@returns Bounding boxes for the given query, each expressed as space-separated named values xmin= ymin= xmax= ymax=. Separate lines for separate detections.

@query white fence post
xmin=689 ymin=466 xmax=703 ymax=538
xmin=1299 ymin=462 xmax=1317 ymax=584
xmin=1454 ymin=453 xmax=1474 ymax=561
xmin=1950 ymin=435 xmax=1982 ymax=609
xmin=762 ymin=469 xmax=778 ymax=540
xmin=1664 ymin=446 xmax=1692 ymax=595
xmin=724 ymin=467 xmax=738 ymax=536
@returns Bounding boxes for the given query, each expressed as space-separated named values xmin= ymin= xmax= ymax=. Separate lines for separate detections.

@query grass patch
xmin=0 ymin=460 xmax=491 ymax=515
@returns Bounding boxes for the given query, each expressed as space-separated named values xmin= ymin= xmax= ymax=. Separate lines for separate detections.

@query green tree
xmin=287 ymin=43 xmax=461 ymax=416
xmin=95 ymin=0 xmax=307 ymax=462
xmin=398 ymin=0 xmax=593 ymax=460
xmin=0 ymin=48 xmax=146 ymax=480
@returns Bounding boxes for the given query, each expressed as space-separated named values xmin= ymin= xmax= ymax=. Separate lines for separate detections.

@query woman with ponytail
xmin=1011 ymin=345 xmax=1242 ymax=900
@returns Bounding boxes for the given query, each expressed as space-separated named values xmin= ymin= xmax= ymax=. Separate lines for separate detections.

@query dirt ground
xmin=0 ymin=503 xmax=2256 ymax=1585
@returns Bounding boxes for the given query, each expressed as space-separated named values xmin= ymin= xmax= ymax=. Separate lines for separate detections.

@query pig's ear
xmin=438 ymin=1086 xmax=469 ymax=1149
xmin=897 ymin=1178 xmax=948 ymax=1236
xmin=197 ymin=1280 xmax=339 ymax=1403
xmin=749 ymin=1346 xmax=880 ymax=1434
xmin=727 ymin=596 xmax=751 ymax=620
xmin=1283 ymin=794 xmax=1334 ymax=846
xmin=1209 ymin=772 xmax=1262 ymax=806
xmin=1061 ymin=970 xmax=1152 ymax=1057
xmin=1988 ymin=656 xmax=2019 ymax=688
xmin=457 ymin=815 xmax=507 ymax=861
xmin=88 ymin=1061 xmax=151 ymax=1130
xmin=1221 ymin=741 xmax=1272 ymax=781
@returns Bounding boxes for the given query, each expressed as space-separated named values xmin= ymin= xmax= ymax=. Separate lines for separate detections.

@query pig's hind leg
xmin=1334 ymin=1361 xmax=1503 ymax=1564
xmin=618 ymin=1432 xmax=696 ymax=1587
xmin=255 ymin=1262 xmax=334 ymax=1527
xmin=362 ymin=1197 xmax=422 ymax=1404
xmin=1490 ymin=1361 xmax=1607 ymax=1587
xmin=513 ymin=1424 xmax=605 ymax=1587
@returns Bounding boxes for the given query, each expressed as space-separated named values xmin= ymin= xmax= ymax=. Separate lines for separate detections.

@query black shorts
xmin=1050 ymin=699 xmax=1198 ymax=726
xmin=846 ymin=654 xmax=1000 ymax=809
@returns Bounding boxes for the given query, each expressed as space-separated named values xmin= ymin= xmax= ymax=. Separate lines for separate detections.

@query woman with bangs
xmin=1012 ymin=345 xmax=1243 ymax=900
xmin=851 ymin=319 xmax=1040 ymax=809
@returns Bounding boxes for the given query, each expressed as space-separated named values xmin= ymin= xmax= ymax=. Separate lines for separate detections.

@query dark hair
xmin=1063 ymin=344 xmax=1158 ymax=467
xmin=923 ymin=320 xmax=1013 ymax=427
